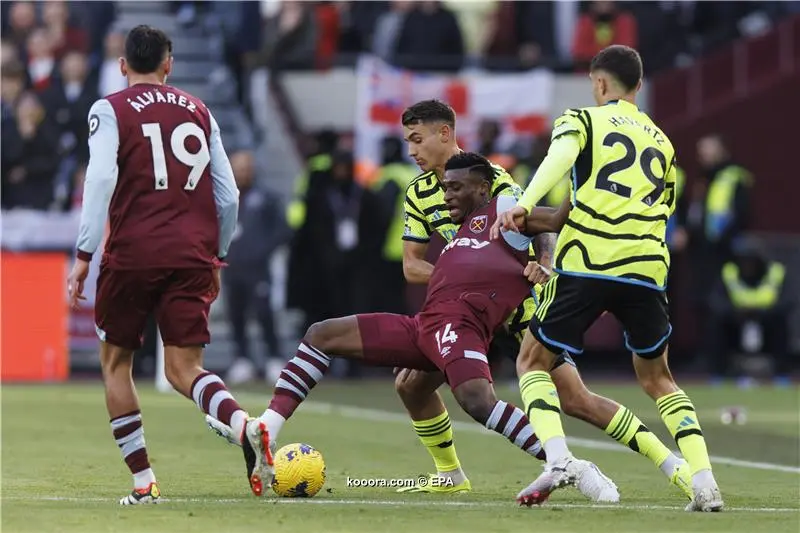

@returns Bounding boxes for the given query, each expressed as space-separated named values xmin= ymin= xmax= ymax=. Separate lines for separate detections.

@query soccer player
xmin=493 ymin=45 xmax=723 ymax=511
xmin=391 ymin=100 xmax=691 ymax=498
xmin=252 ymin=152 xmax=619 ymax=502
xmin=66 ymin=25 xmax=272 ymax=504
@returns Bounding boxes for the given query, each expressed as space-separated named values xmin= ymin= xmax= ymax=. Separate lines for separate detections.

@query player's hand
xmin=524 ymin=261 xmax=552 ymax=285
xmin=67 ymin=259 xmax=90 ymax=309
xmin=490 ymin=206 xmax=529 ymax=240
xmin=210 ymin=267 xmax=222 ymax=302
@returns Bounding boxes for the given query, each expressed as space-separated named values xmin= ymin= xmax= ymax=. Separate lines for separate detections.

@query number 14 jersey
xmin=552 ymin=99 xmax=678 ymax=290
xmin=84 ymin=83 xmax=235 ymax=270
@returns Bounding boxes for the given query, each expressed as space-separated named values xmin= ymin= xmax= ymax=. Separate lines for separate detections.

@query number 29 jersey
xmin=96 ymin=83 xmax=221 ymax=269
xmin=552 ymin=99 xmax=678 ymax=290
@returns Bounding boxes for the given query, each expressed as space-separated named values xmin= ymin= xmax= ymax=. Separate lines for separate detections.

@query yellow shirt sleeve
xmin=403 ymin=196 xmax=432 ymax=242
xmin=518 ymin=134 xmax=581 ymax=213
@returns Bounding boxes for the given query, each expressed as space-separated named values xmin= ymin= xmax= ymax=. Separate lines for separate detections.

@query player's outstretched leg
xmin=549 ymin=360 xmax=692 ymax=500
xmin=100 ymin=342 xmax=160 ymax=505
xmin=394 ymin=369 xmax=470 ymax=494
xmin=633 ymin=346 xmax=723 ymax=512
xmin=450 ymin=373 xmax=617 ymax=505
xmin=514 ymin=331 xmax=619 ymax=506
xmin=163 ymin=345 xmax=271 ymax=497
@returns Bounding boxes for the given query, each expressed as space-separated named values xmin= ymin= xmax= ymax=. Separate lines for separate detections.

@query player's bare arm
xmin=402 ymin=240 xmax=434 ymax=283
xmin=525 ymin=197 xmax=571 ymax=235
xmin=491 ymin=134 xmax=581 ymax=239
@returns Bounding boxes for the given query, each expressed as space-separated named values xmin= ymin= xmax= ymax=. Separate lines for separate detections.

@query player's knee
xmin=99 ymin=346 xmax=133 ymax=377
xmin=304 ymin=320 xmax=335 ymax=352
xmin=453 ymin=381 xmax=495 ymax=425
xmin=638 ymin=373 xmax=676 ymax=400
xmin=635 ymin=359 xmax=676 ymax=400
xmin=394 ymin=369 xmax=415 ymax=398
xmin=394 ymin=369 xmax=438 ymax=399
xmin=163 ymin=357 xmax=184 ymax=389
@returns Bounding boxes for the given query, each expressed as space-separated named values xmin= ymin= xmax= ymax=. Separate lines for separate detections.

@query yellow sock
xmin=412 ymin=411 xmax=461 ymax=473
xmin=656 ymin=390 xmax=712 ymax=475
xmin=605 ymin=406 xmax=671 ymax=468
xmin=519 ymin=371 xmax=567 ymax=448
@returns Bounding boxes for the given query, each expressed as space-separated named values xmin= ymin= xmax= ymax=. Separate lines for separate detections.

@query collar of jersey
xmin=604 ymin=99 xmax=638 ymax=110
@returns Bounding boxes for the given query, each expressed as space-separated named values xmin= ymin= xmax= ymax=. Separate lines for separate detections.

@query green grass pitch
xmin=2 ymin=381 xmax=798 ymax=532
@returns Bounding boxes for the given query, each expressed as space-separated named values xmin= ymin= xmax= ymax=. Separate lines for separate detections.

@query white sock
xmin=692 ymin=468 xmax=716 ymax=489
xmin=659 ymin=453 xmax=682 ymax=478
xmin=230 ymin=410 xmax=248 ymax=443
xmin=133 ymin=468 xmax=156 ymax=490
xmin=259 ymin=408 xmax=286 ymax=443
xmin=438 ymin=467 xmax=467 ymax=485
xmin=543 ymin=436 xmax=570 ymax=464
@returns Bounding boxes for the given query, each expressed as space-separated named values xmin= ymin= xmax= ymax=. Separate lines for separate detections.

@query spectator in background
xmin=393 ymin=1 xmax=464 ymax=72
xmin=42 ymin=1 xmax=89 ymax=58
xmin=689 ymin=135 xmax=752 ymax=278
xmin=314 ymin=1 xmax=340 ymax=69
xmin=6 ymin=1 xmax=36 ymax=51
xmin=42 ymin=51 xmax=97 ymax=165
xmin=1 ymin=61 xmax=26 ymax=107
xmin=223 ymin=150 xmax=290 ymax=385
xmin=706 ymin=242 xmax=794 ymax=386
xmin=1 ymin=62 xmax=28 ymax=209
xmin=42 ymin=50 xmax=98 ymax=210
xmin=370 ymin=136 xmax=417 ymax=314
xmin=97 ymin=31 xmax=126 ymax=97
xmin=2 ymin=38 xmax=22 ymax=68
xmin=484 ymin=1 xmax=555 ymax=70
xmin=372 ymin=1 xmax=412 ymax=61
xmin=26 ymin=28 xmax=56 ymax=92
xmin=572 ymin=1 xmax=637 ymax=70
xmin=336 ymin=1 xmax=388 ymax=55
xmin=1 ymin=91 xmax=60 ymax=210
xmin=288 ymin=150 xmax=381 ymax=333
xmin=256 ymin=1 xmax=317 ymax=72
xmin=686 ymin=134 xmax=753 ymax=359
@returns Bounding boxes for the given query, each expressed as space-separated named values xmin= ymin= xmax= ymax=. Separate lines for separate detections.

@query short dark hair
xmin=444 ymin=152 xmax=494 ymax=184
xmin=401 ymin=99 xmax=456 ymax=128
xmin=125 ymin=25 xmax=172 ymax=74
xmin=590 ymin=45 xmax=643 ymax=92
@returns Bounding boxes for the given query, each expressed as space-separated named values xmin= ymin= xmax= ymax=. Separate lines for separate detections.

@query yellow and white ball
xmin=271 ymin=443 xmax=326 ymax=497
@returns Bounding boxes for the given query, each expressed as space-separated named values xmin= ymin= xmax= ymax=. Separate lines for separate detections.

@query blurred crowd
xmin=1 ymin=1 xmax=119 ymax=211
xmin=220 ymin=0 xmax=797 ymax=73
xmin=3 ymin=0 xmax=797 ymax=212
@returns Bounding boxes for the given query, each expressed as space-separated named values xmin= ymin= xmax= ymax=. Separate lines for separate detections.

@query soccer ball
xmin=271 ymin=443 xmax=326 ymax=497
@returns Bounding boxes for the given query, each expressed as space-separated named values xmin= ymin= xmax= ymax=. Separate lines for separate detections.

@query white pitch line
xmin=2 ymin=495 xmax=798 ymax=513
xmin=280 ymin=400 xmax=800 ymax=475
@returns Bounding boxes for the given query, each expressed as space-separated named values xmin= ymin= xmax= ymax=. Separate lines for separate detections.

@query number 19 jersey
xmin=552 ymin=99 xmax=678 ymax=290
xmin=97 ymin=83 xmax=221 ymax=269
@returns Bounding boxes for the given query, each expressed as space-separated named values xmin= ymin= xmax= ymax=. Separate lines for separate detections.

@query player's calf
xmin=452 ymin=378 xmax=544 ymax=459
xmin=258 ymin=338 xmax=333 ymax=445
xmin=100 ymin=343 xmax=160 ymax=501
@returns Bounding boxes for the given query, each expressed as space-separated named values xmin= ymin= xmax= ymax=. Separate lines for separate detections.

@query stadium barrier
xmin=1 ymin=251 xmax=69 ymax=381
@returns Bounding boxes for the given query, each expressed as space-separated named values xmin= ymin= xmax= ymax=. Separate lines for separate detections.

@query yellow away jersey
xmin=403 ymin=162 xmax=521 ymax=243
xmin=552 ymin=100 xmax=677 ymax=290
xmin=403 ymin=163 xmax=534 ymax=336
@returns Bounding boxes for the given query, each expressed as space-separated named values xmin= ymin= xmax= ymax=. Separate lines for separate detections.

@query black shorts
xmin=530 ymin=273 xmax=671 ymax=359
xmin=489 ymin=327 xmax=575 ymax=370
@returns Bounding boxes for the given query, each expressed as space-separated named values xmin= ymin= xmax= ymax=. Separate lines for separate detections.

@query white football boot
xmin=242 ymin=418 xmax=274 ymax=497
xmin=685 ymin=486 xmax=724 ymax=512
xmin=517 ymin=457 xmax=619 ymax=506
xmin=206 ymin=415 xmax=241 ymax=446
xmin=571 ymin=459 xmax=619 ymax=503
